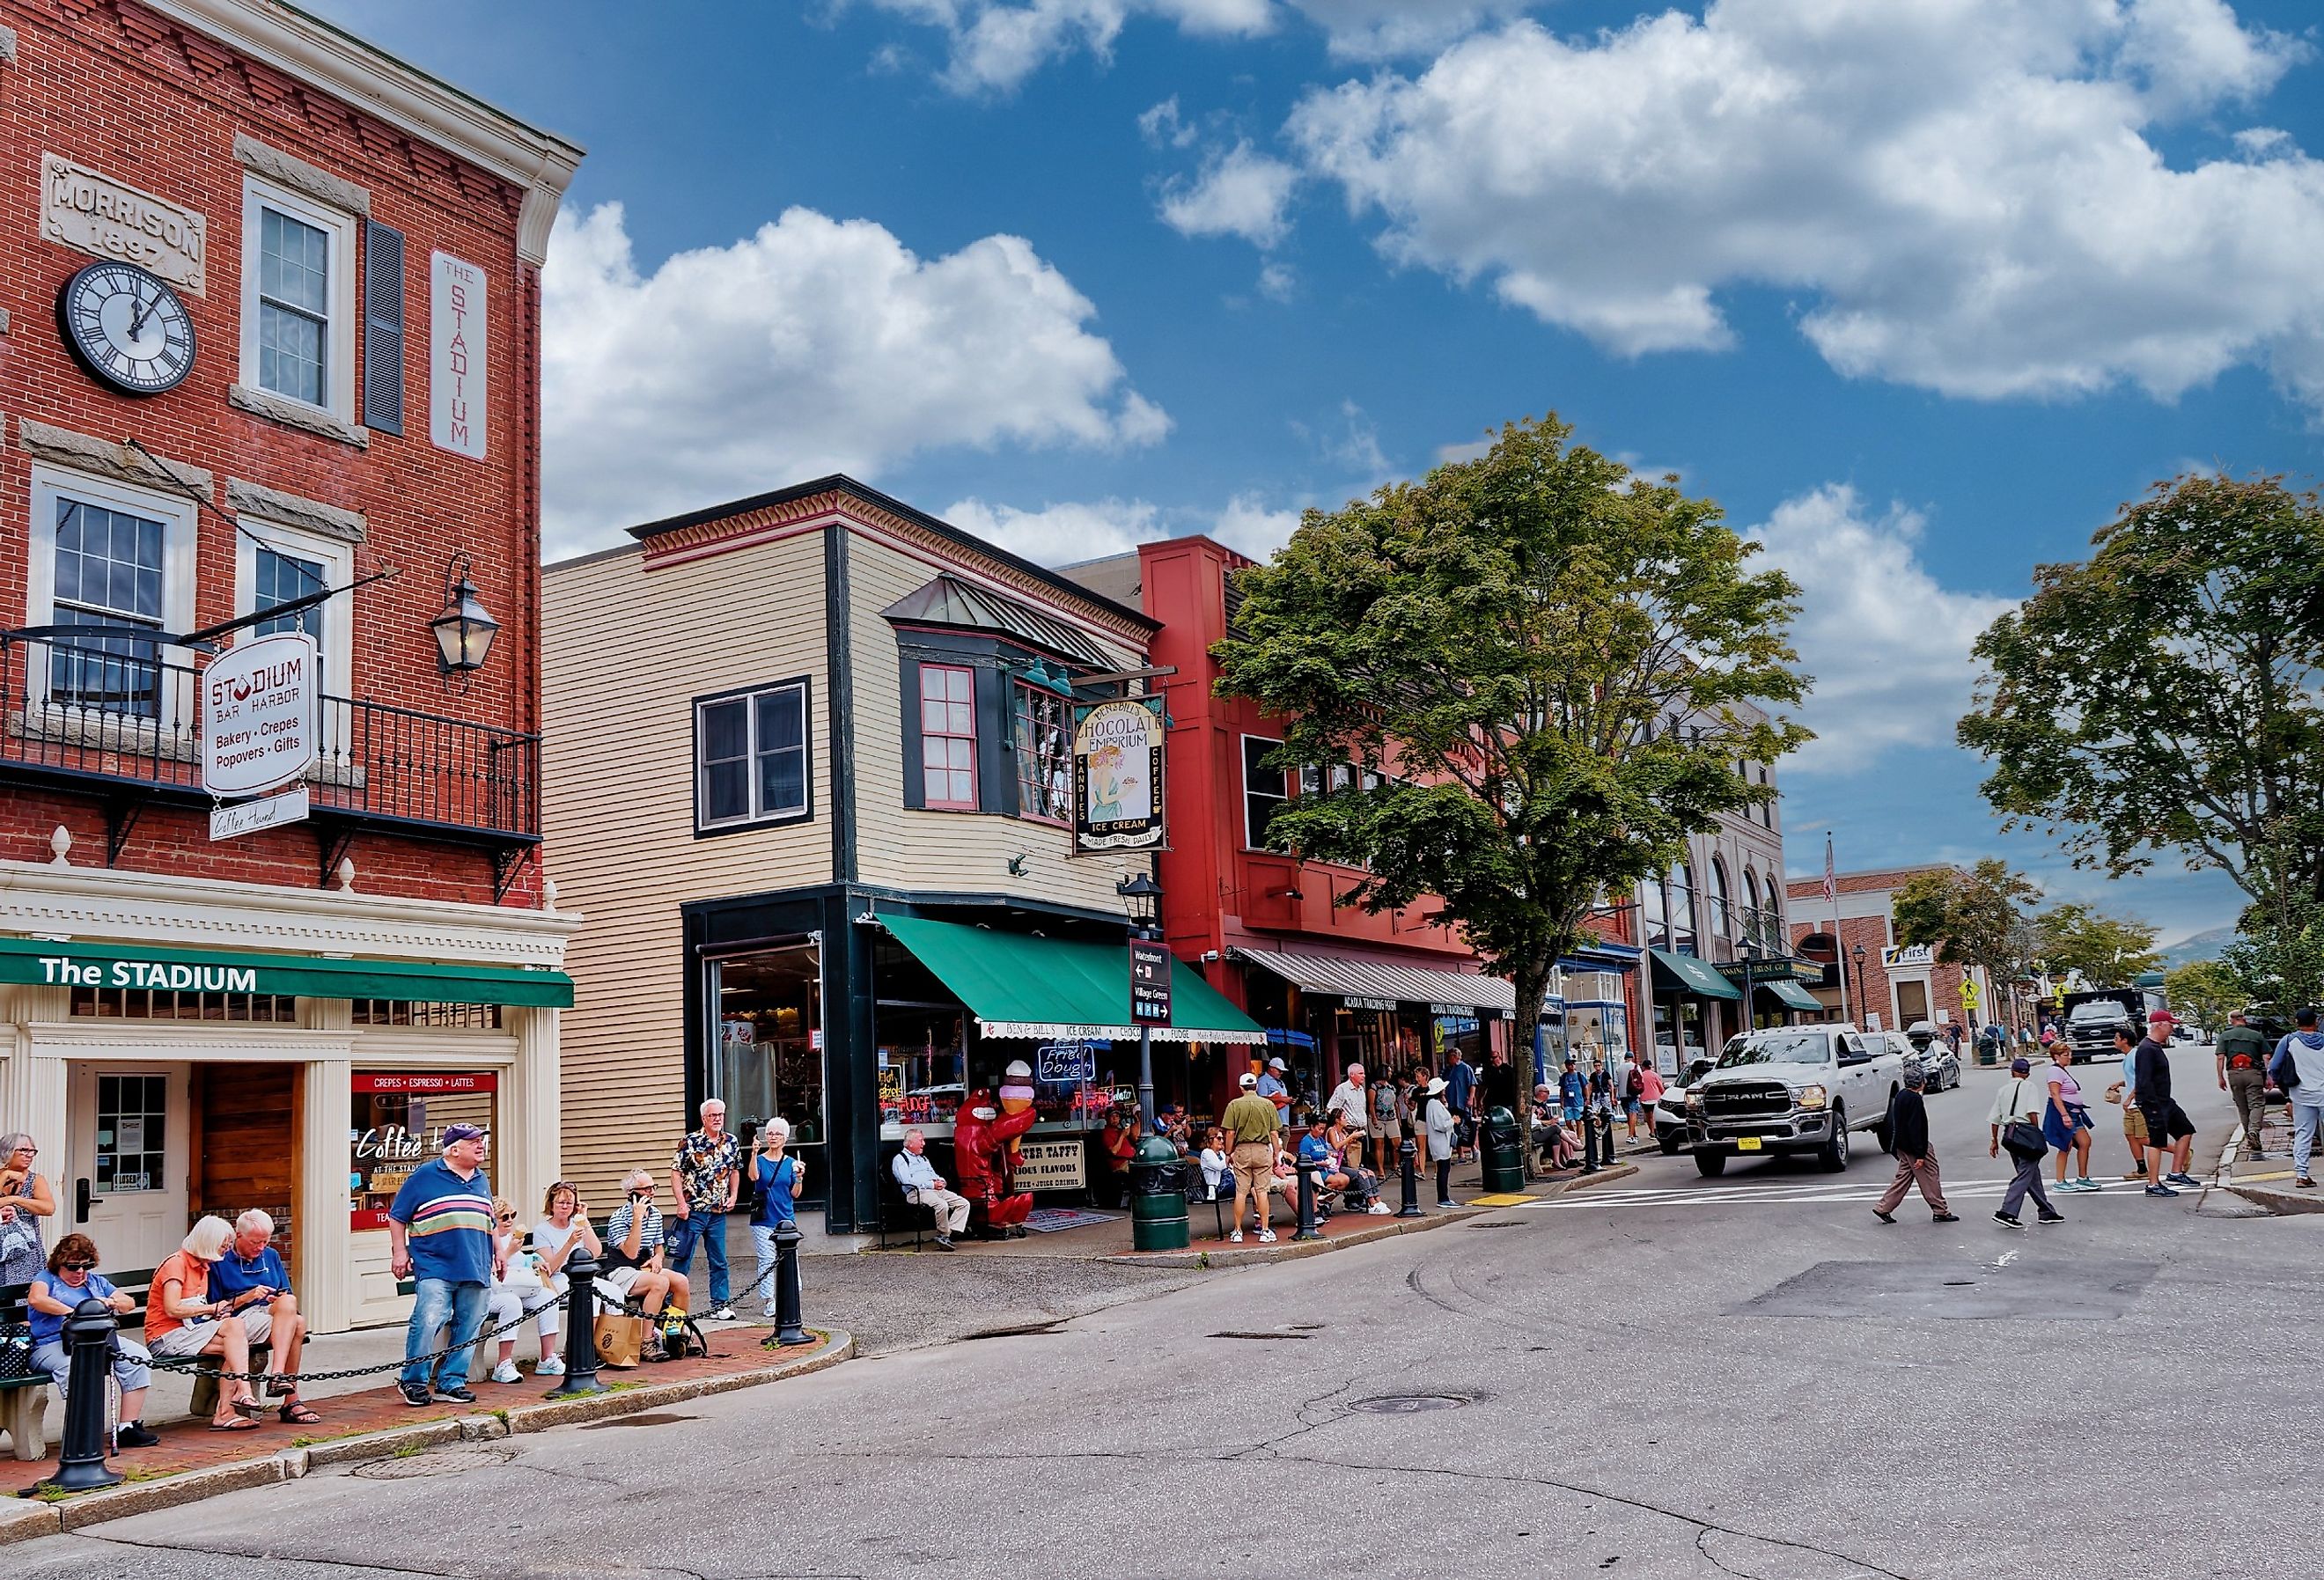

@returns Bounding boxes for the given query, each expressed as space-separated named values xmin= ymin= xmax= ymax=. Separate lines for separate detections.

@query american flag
xmin=1821 ymin=834 xmax=1836 ymax=905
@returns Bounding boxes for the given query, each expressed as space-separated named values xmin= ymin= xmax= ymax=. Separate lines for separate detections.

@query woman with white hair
xmin=747 ymin=1119 xmax=805 ymax=1319
xmin=143 ymin=1216 xmax=266 ymax=1429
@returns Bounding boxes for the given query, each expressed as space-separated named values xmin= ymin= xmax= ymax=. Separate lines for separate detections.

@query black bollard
xmin=548 ymin=1244 xmax=606 ymax=1397
xmin=48 ymin=1298 xmax=122 ymax=1493
xmin=767 ymin=1218 xmax=812 ymax=1348
xmin=1397 ymin=1138 xmax=1423 ymax=1218
xmin=1292 ymin=1157 xmax=1324 ymax=1242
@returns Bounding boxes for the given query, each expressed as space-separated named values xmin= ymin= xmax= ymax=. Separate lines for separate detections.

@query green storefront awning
xmin=879 ymin=914 xmax=1266 ymax=1044
xmin=0 ymin=937 xmax=573 ymax=1008
xmin=1758 ymin=978 xmax=1825 ymax=1012
xmin=1649 ymin=948 xmax=1741 ymax=1002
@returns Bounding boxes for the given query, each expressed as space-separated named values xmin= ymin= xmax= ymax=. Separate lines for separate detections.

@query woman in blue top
xmin=747 ymin=1118 xmax=804 ymax=1319
xmin=27 ymin=1232 xmax=158 ymax=1448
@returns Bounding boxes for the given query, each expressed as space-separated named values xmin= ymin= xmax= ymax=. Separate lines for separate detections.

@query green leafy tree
xmin=1214 ymin=414 xmax=1810 ymax=1169
xmin=2034 ymin=902 xmax=2162 ymax=987
xmin=1959 ymin=474 xmax=2324 ymax=915
xmin=1892 ymin=860 xmax=2043 ymax=1026
xmin=2164 ymin=959 xmax=2245 ymax=1034
xmin=2219 ymin=893 xmax=2324 ymax=1015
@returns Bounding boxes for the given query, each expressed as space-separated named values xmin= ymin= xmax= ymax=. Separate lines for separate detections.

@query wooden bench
xmin=0 ymin=1284 xmax=50 ymax=1462
xmin=875 ymin=1171 xmax=930 ymax=1249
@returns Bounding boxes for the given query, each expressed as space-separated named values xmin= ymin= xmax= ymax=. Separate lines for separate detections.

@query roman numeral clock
xmin=55 ymin=261 xmax=196 ymax=395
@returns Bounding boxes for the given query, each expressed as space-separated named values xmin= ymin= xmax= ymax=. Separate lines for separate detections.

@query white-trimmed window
xmin=1241 ymin=734 xmax=1287 ymax=849
xmin=24 ymin=467 xmax=198 ymax=724
xmin=919 ymin=664 xmax=977 ymax=811
xmin=695 ymin=681 xmax=811 ymax=834
xmin=233 ymin=518 xmax=354 ymax=692
xmin=240 ymin=175 xmax=357 ymax=420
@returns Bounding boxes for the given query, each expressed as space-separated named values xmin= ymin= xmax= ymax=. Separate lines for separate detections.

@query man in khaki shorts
xmin=2107 ymin=1025 xmax=2148 ymax=1179
xmin=1221 ymin=1072 xmax=1283 ymax=1245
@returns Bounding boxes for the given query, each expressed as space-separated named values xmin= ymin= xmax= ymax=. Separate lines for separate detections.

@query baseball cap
xmin=440 ymin=1122 xmax=486 ymax=1145
xmin=1268 ymin=1056 xmax=1287 ymax=1070
xmin=1239 ymin=1072 xmax=1258 ymax=1088
xmin=2009 ymin=1056 xmax=2031 ymax=1074
xmin=2148 ymin=1009 xmax=2176 ymax=1025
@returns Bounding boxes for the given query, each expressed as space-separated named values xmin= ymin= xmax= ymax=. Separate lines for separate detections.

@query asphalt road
xmin=19 ymin=1039 xmax=2314 ymax=1580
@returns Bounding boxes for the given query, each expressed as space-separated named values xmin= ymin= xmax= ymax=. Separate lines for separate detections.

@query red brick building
xmin=0 ymin=0 xmax=578 ymax=1330
xmin=1069 ymin=535 xmax=1645 ymax=1113
xmin=1786 ymin=865 xmax=1996 ymax=1034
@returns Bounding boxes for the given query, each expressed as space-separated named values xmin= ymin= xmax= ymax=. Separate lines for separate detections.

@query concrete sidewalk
xmin=2218 ymin=1101 xmax=2320 ymax=1214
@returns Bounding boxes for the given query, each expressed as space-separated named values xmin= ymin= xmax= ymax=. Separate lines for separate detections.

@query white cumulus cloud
xmin=854 ymin=0 xmax=1272 ymax=92
xmin=1158 ymin=141 xmax=1301 ymax=246
xmin=1285 ymin=0 xmax=1527 ymax=59
xmin=942 ymin=490 xmax=1303 ymax=565
xmin=1285 ymin=0 xmax=2324 ymax=409
xmin=1744 ymin=485 xmax=2015 ymax=777
xmin=541 ymin=202 xmax=1166 ymax=556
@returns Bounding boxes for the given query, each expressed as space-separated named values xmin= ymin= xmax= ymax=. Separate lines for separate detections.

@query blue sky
xmin=319 ymin=0 xmax=2324 ymax=944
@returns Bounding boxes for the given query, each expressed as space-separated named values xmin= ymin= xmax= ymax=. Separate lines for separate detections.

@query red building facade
xmin=0 ymin=0 xmax=580 ymax=1331
xmin=1070 ymin=535 xmax=1644 ymax=1114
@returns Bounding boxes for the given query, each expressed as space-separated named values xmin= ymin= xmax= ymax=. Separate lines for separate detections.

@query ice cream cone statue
xmin=953 ymin=1060 xmax=1039 ymax=1237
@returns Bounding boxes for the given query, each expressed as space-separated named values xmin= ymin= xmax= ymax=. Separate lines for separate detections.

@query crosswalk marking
xmin=1539 ymin=1175 xmax=2168 ymax=1209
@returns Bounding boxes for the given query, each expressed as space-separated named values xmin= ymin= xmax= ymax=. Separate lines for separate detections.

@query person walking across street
xmin=1872 ymin=1069 xmax=1957 ymax=1224
xmin=1989 ymin=1057 xmax=2065 ymax=1229
xmin=1423 ymin=1077 xmax=1460 ymax=1207
xmin=1582 ymin=1059 xmax=1616 ymax=1172
xmin=2269 ymin=1008 xmax=2324 ymax=1189
xmin=2134 ymin=1011 xmax=2200 ymax=1195
xmin=1223 ymin=1072 xmax=1283 ymax=1243
xmin=2215 ymin=1010 xmax=2274 ymax=1161
xmin=387 ymin=1122 xmax=502 ymax=1407
xmin=2106 ymin=1026 xmax=2148 ymax=1179
xmin=2041 ymin=1042 xmax=2098 ymax=1192
xmin=666 ymin=1099 xmax=740 ymax=1320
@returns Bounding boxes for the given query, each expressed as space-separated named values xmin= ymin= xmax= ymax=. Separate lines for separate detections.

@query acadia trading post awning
xmin=1231 ymin=944 xmax=1517 ymax=1018
xmin=1649 ymin=948 xmax=1741 ymax=1002
xmin=0 ymin=936 xmax=574 ymax=1006
xmin=1758 ymin=978 xmax=1825 ymax=1013
xmin=878 ymin=914 xmax=1266 ymax=1044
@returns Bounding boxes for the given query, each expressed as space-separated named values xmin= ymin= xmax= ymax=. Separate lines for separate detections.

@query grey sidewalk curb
xmin=1 ymin=1329 xmax=853 ymax=1541
xmin=1103 ymin=1164 xmax=1641 ymax=1269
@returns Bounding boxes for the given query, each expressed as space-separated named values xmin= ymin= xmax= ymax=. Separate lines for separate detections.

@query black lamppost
xmin=1118 ymin=872 xmax=1163 ymax=1128
xmin=1851 ymin=943 xmax=1870 ymax=1029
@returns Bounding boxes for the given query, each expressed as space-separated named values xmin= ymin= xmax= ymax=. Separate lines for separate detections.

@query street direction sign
xmin=1129 ymin=937 xmax=1172 ymax=1024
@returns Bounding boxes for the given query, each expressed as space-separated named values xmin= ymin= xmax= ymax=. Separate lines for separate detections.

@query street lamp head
xmin=430 ymin=551 xmax=499 ymax=683
xmin=1115 ymin=871 xmax=1162 ymax=930
xmin=1851 ymin=943 xmax=1866 ymax=964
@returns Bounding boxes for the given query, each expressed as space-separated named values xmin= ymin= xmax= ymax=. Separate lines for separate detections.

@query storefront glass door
xmin=67 ymin=1062 xmax=190 ymax=1275
xmin=710 ymin=944 xmax=825 ymax=1205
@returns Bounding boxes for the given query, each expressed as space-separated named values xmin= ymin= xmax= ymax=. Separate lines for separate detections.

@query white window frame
xmin=1240 ymin=733 xmax=1287 ymax=851
xmin=232 ymin=516 xmax=354 ymax=690
xmin=24 ymin=466 xmax=199 ymax=730
xmin=239 ymin=174 xmax=358 ymax=423
xmin=694 ymin=681 xmax=812 ymax=834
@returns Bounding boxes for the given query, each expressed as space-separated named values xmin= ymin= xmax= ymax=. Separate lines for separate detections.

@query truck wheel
xmin=1658 ymin=1131 xmax=1681 ymax=1156
xmin=1695 ymin=1150 xmax=1727 ymax=1178
xmin=1818 ymin=1106 xmax=1850 ymax=1172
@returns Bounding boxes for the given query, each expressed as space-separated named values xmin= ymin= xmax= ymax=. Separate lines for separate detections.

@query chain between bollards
xmin=45 ymin=1298 xmax=123 ymax=1494
xmin=1396 ymin=1137 xmax=1423 ymax=1218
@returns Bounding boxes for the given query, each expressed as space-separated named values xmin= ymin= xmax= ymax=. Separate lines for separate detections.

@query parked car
xmin=1653 ymin=1056 xmax=1715 ymax=1154
xmin=1683 ymin=1025 xmax=1906 ymax=1176
xmin=1900 ymin=1023 xmax=1960 ymax=1091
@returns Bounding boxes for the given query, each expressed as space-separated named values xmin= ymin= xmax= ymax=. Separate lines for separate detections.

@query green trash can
xmin=1481 ymin=1106 xmax=1526 ymax=1193
xmin=1129 ymin=1135 xmax=1189 ymax=1252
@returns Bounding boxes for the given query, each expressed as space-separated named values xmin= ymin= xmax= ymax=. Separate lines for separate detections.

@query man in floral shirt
xmin=665 ymin=1099 xmax=740 ymax=1319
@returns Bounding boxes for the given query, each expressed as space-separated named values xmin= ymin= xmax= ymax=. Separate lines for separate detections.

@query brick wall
xmin=0 ymin=0 xmax=542 ymax=905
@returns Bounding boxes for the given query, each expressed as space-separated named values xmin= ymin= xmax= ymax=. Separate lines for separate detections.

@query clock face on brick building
xmin=55 ymin=261 xmax=197 ymax=396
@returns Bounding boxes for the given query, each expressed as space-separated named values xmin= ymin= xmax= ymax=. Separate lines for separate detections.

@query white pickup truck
xmin=1682 ymin=1024 xmax=1905 ymax=1177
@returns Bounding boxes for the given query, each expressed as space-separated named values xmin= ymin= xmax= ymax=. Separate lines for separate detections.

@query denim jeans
xmin=2293 ymin=1101 xmax=2323 ymax=1179
xmin=401 ymin=1276 xmax=489 ymax=1391
xmin=748 ymin=1224 xmax=780 ymax=1313
xmin=664 ymin=1209 xmax=729 ymax=1305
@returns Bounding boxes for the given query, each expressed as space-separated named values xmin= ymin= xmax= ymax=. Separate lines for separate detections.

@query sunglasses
xmin=497 ymin=1212 xmax=516 ymax=1223
xmin=60 ymin=1260 xmax=94 ymax=1272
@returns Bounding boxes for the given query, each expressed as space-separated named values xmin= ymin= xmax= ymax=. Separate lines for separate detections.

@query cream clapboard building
xmin=542 ymin=478 xmax=1261 ymax=1235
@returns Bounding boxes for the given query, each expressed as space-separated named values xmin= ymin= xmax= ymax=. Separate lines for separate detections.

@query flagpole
xmin=1826 ymin=834 xmax=1851 ymax=1025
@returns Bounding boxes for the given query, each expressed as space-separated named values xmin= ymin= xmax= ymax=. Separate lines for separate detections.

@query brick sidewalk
xmin=1 ymin=1331 xmax=842 ymax=1505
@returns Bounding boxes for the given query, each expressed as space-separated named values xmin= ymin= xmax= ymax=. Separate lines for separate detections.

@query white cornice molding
xmin=143 ymin=0 xmax=585 ymax=265
xmin=21 ymin=1021 xmax=357 ymax=1063
xmin=0 ymin=861 xmax=581 ymax=968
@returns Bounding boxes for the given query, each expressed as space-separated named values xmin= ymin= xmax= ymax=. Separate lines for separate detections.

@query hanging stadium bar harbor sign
xmin=1071 ymin=695 xmax=1166 ymax=854
xmin=202 ymin=630 xmax=320 ymax=838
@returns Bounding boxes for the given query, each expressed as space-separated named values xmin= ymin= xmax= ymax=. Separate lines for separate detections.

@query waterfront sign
xmin=1129 ymin=938 xmax=1173 ymax=1025
xmin=1071 ymin=695 xmax=1165 ymax=853
xmin=202 ymin=631 xmax=319 ymax=798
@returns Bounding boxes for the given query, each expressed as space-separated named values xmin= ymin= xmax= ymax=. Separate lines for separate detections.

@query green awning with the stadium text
xmin=0 ymin=937 xmax=573 ymax=1007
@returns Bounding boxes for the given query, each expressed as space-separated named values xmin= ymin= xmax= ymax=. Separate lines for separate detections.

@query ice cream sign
xmin=202 ymin=631 xmax=320 ymax=798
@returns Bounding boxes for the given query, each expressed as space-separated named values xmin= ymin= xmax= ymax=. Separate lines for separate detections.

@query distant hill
xmin=2155 ymin=926 xmax=2235 ymax=974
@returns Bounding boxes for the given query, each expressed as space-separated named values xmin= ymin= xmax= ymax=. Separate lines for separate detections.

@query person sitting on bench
xmin=28 ymin=1232 xmax=158 ymax=1448
xmin=207 ymin=1210 xmax=318 ymax=1424
xmin=146 ymin=1216 xmax=267 ymax=1431
xmin=600 ymin=1171 xmax=689 ymax=1362
xmin=890 ymin=1128 xmax=970 ymax=1250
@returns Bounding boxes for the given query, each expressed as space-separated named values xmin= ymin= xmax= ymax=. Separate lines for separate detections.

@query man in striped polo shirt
xmin=389 ymin=1123 xmax=504 ymax=1407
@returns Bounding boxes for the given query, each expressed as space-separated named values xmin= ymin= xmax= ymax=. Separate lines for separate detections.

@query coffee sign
xmin=202 ymin=632 xmax=320 ymax=798
xmin=42 ymin=155 xmax=206 ymax=292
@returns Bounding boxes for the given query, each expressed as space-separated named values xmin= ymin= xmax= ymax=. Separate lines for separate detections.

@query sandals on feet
xmin=210 ymin=1415 xmax=260 ymax=1431
xmin=278 ymin=1398 xmax=321 ymax=1425
xmin=230 ymin=1395 xmax=268 ymax=1420
xmin=265 ymin=1374 xmax=298 ymax=1397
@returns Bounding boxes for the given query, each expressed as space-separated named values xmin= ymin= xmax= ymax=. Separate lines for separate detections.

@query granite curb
xmin=1105 ymin=1163 xmax=1641 ymax=1268
xmin=3 ymin=1329 xmax=852 ymax=1540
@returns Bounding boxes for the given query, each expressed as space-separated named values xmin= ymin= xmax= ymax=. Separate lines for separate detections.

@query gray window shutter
xmin=362 ymin=221 xmax=405 ymax=435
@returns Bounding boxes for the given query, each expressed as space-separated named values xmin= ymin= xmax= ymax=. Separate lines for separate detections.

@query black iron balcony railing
xmin=0 ymin=629 xmax=538 ymax=845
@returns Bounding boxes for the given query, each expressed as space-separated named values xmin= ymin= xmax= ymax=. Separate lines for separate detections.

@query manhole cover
xmin=579 ymin=1412 xmax=696 ymax=1429
xmin=1350 ymin=1394 xmax=1468 ymax=1415
xmin=353 ymin=1444 xmax=517 ymax=1480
